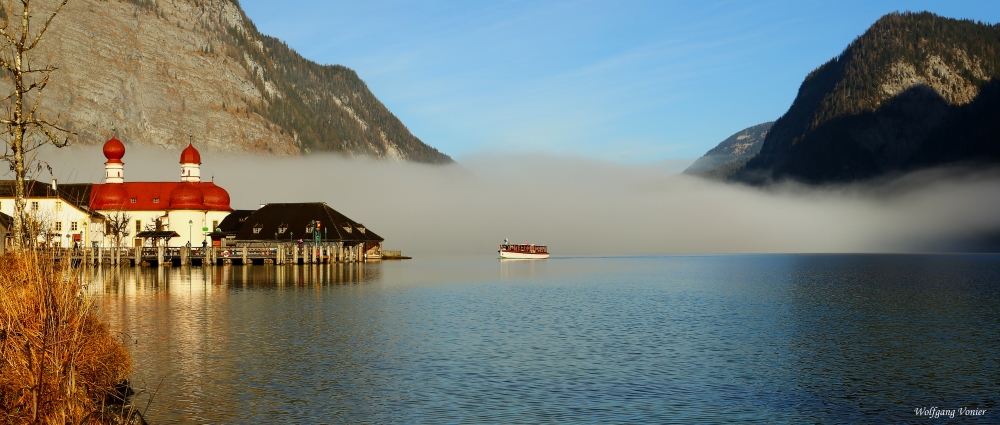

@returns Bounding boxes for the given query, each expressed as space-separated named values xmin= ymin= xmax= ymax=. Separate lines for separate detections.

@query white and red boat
xmin=498 ymin=239 xmax=549 ymax=259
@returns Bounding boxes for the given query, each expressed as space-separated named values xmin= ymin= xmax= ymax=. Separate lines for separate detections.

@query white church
xmin=0 ymin=137 xmax=233 ymax=249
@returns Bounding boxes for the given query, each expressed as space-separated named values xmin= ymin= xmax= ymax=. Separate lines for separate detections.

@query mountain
xmin=729 ymin=12 xmax=1000 ymax=184
xmin=683 ymin=122 xmax=773 ymax=179
xmin=19 ymin=0 xmax=452 ymax=163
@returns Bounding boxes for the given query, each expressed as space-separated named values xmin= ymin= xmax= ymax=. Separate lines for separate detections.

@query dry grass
xmin=0 ymin=251 xmax=133 ymax=424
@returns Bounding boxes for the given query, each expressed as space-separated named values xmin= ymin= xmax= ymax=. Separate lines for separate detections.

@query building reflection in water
xmin=89 ymin=262 xmax=380 ymax=294
xmin=85 ymin=263 xmax=382 ymax=422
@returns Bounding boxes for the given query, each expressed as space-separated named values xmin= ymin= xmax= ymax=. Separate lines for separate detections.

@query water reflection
xmin=90 ymin=263 xmax=382 ymax=424
xmin=498 ymin=258 xmax=547 ymax=280
xmin=90 ymin=262 xmax=380 ymax=294
xmin=85 ymin=256 xmax=1000 ymax=424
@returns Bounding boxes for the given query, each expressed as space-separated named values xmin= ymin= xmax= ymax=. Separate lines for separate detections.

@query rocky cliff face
xmin=683 ymin=122 xmax=773 ymax=180
xmin=17 ymin=0 xmax=451 ymax=163
xmin=730 ymin=12 xmax=1000 ymax=184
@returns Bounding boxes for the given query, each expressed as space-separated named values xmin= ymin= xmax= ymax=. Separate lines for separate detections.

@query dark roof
xmin=136 ymin=230 xmax=180 ymax=239
xmin=234 ymin=203 xmax=383 ymax=243
xmin=0 ymin=180 xmax=100 ymax=217
xmin=216 ymin=210 xmax=255 ymax=233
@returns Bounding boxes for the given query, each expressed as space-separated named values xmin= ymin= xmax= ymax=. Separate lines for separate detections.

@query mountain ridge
xmin=728 ymin=11 xmax=1000 ymax=184
xmin=683 ymin=122 xmax=773 ymax=180
xmin=18 ymin=0 xmax=452 ymax=163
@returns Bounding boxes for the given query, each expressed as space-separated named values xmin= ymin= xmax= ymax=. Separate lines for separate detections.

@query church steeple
xmin=180 ymin=142 xmax=202 ymax=183
xmin=103 ymin=137 xmax=125 ymax=183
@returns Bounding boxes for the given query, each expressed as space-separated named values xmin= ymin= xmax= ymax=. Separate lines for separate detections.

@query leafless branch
xmin=27 ymin=0 xmax=69 ymax=51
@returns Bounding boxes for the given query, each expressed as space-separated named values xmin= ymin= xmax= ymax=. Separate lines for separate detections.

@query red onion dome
xmin=103 ymin=137 xmax=125 ymax=163
xmin=201 ymin=183 xmax=232 ymax=210
xmin=91 ymin=184 xmax=129 ymax=210
xmin=168 ymin=183 xmax=205 ymax=210
xmin=180 ymin=143 xmax=201 ymax=164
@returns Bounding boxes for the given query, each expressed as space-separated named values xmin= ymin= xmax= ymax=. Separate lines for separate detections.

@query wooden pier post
xmin=181 ymin=246 xmax=189 ymax=266
xmin=242 ymin=246 xmax=248 ymax=265
xmin=134 ymin=247 xmax=140 ymax=267
xmin=157 ymin=246 xmax=164 ymax=266
xmin=204 ymin=246 xmax=210 ymax=266
xmin=293 ymin=245 xmax=299 ymax=265
xmin=276 ymin=245 xmax=283 ymax=265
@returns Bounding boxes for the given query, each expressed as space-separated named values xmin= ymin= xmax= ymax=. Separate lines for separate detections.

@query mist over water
xmin=29 ymin=144 xmax=1000 ymax=255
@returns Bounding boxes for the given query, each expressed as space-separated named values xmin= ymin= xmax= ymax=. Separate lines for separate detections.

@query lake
xmin=90 ymin=254 xmax=999 ymax=424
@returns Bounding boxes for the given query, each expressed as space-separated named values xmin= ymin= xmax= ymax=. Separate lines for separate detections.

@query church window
xmin=55 ymin=201 xmax=63 ymax=212
xmin=31 ymin=201 xmax=39 ymax=211
xmin=130 ymin=198 xmax=137 ymax=204
xmin=55 ymin=221 xmax=62 ymax=231
xmin=253 ymin=223 xmax=263 ymax=234
xmin=71 ymin=222 xmax=78 ymax=231
xmin=278 ymin=224 xmax=288 ymax=235
xmin=135 ymin=220 xmax=142 ymax=234
xmin=213 ymin=220 xmax=219 ymax=231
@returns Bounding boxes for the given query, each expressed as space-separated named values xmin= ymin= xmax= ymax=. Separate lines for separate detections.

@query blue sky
xmin=238 ymin=0 xmax=998 ymax=163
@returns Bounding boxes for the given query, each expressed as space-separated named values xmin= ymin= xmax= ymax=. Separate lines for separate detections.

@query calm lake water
xmin=89 ymin=255 xmax=1000 ymax=424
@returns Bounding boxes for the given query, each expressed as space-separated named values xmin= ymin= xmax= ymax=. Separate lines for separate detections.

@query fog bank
xmin=26 ymin=144 xmax=1000 ymax=255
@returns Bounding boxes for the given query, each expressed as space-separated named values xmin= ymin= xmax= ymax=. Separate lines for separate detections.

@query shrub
xmin=0 ymin=251 xmax=133 ymax=424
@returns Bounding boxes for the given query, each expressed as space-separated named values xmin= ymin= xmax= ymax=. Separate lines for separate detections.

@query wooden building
xmin=216 ymin=202 xmax=384 ymax=261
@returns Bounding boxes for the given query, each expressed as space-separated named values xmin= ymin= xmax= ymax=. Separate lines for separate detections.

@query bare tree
xmin=20 ymin=205 xmax=51 ymax=249
xmin=0 ymin=0 xmax=72 ymax=249
xmin=105 ymin=210 xmax=131 ymax=264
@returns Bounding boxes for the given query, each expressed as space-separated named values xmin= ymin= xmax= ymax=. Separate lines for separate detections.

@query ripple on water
xmin=94 ymin=255 xmax=1000 ymax=424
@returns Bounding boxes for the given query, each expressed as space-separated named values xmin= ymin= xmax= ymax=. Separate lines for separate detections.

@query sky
xmin=237 ymin=0 xmax=999 ymax=163
xmin=16 ymin=1 xmax=1000 ymax=256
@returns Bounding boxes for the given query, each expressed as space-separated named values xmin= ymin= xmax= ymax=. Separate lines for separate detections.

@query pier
xmin=48 ymin=242 xmax=381 ymax=267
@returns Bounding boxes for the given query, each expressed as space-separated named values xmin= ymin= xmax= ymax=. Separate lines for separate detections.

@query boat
xmin=498 ymin=239 xmax=549 ymax=259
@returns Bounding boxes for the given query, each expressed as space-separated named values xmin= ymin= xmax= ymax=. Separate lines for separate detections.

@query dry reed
xmin=0 ymin=251 xmax=133 ymax=424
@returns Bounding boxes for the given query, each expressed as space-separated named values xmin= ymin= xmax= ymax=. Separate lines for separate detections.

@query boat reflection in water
xmin=498 ymin=254 xmax=548 ymax=280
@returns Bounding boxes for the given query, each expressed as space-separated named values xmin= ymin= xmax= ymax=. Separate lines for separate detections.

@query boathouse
xmin=218 ymin=203 xmax=384 ymax=261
